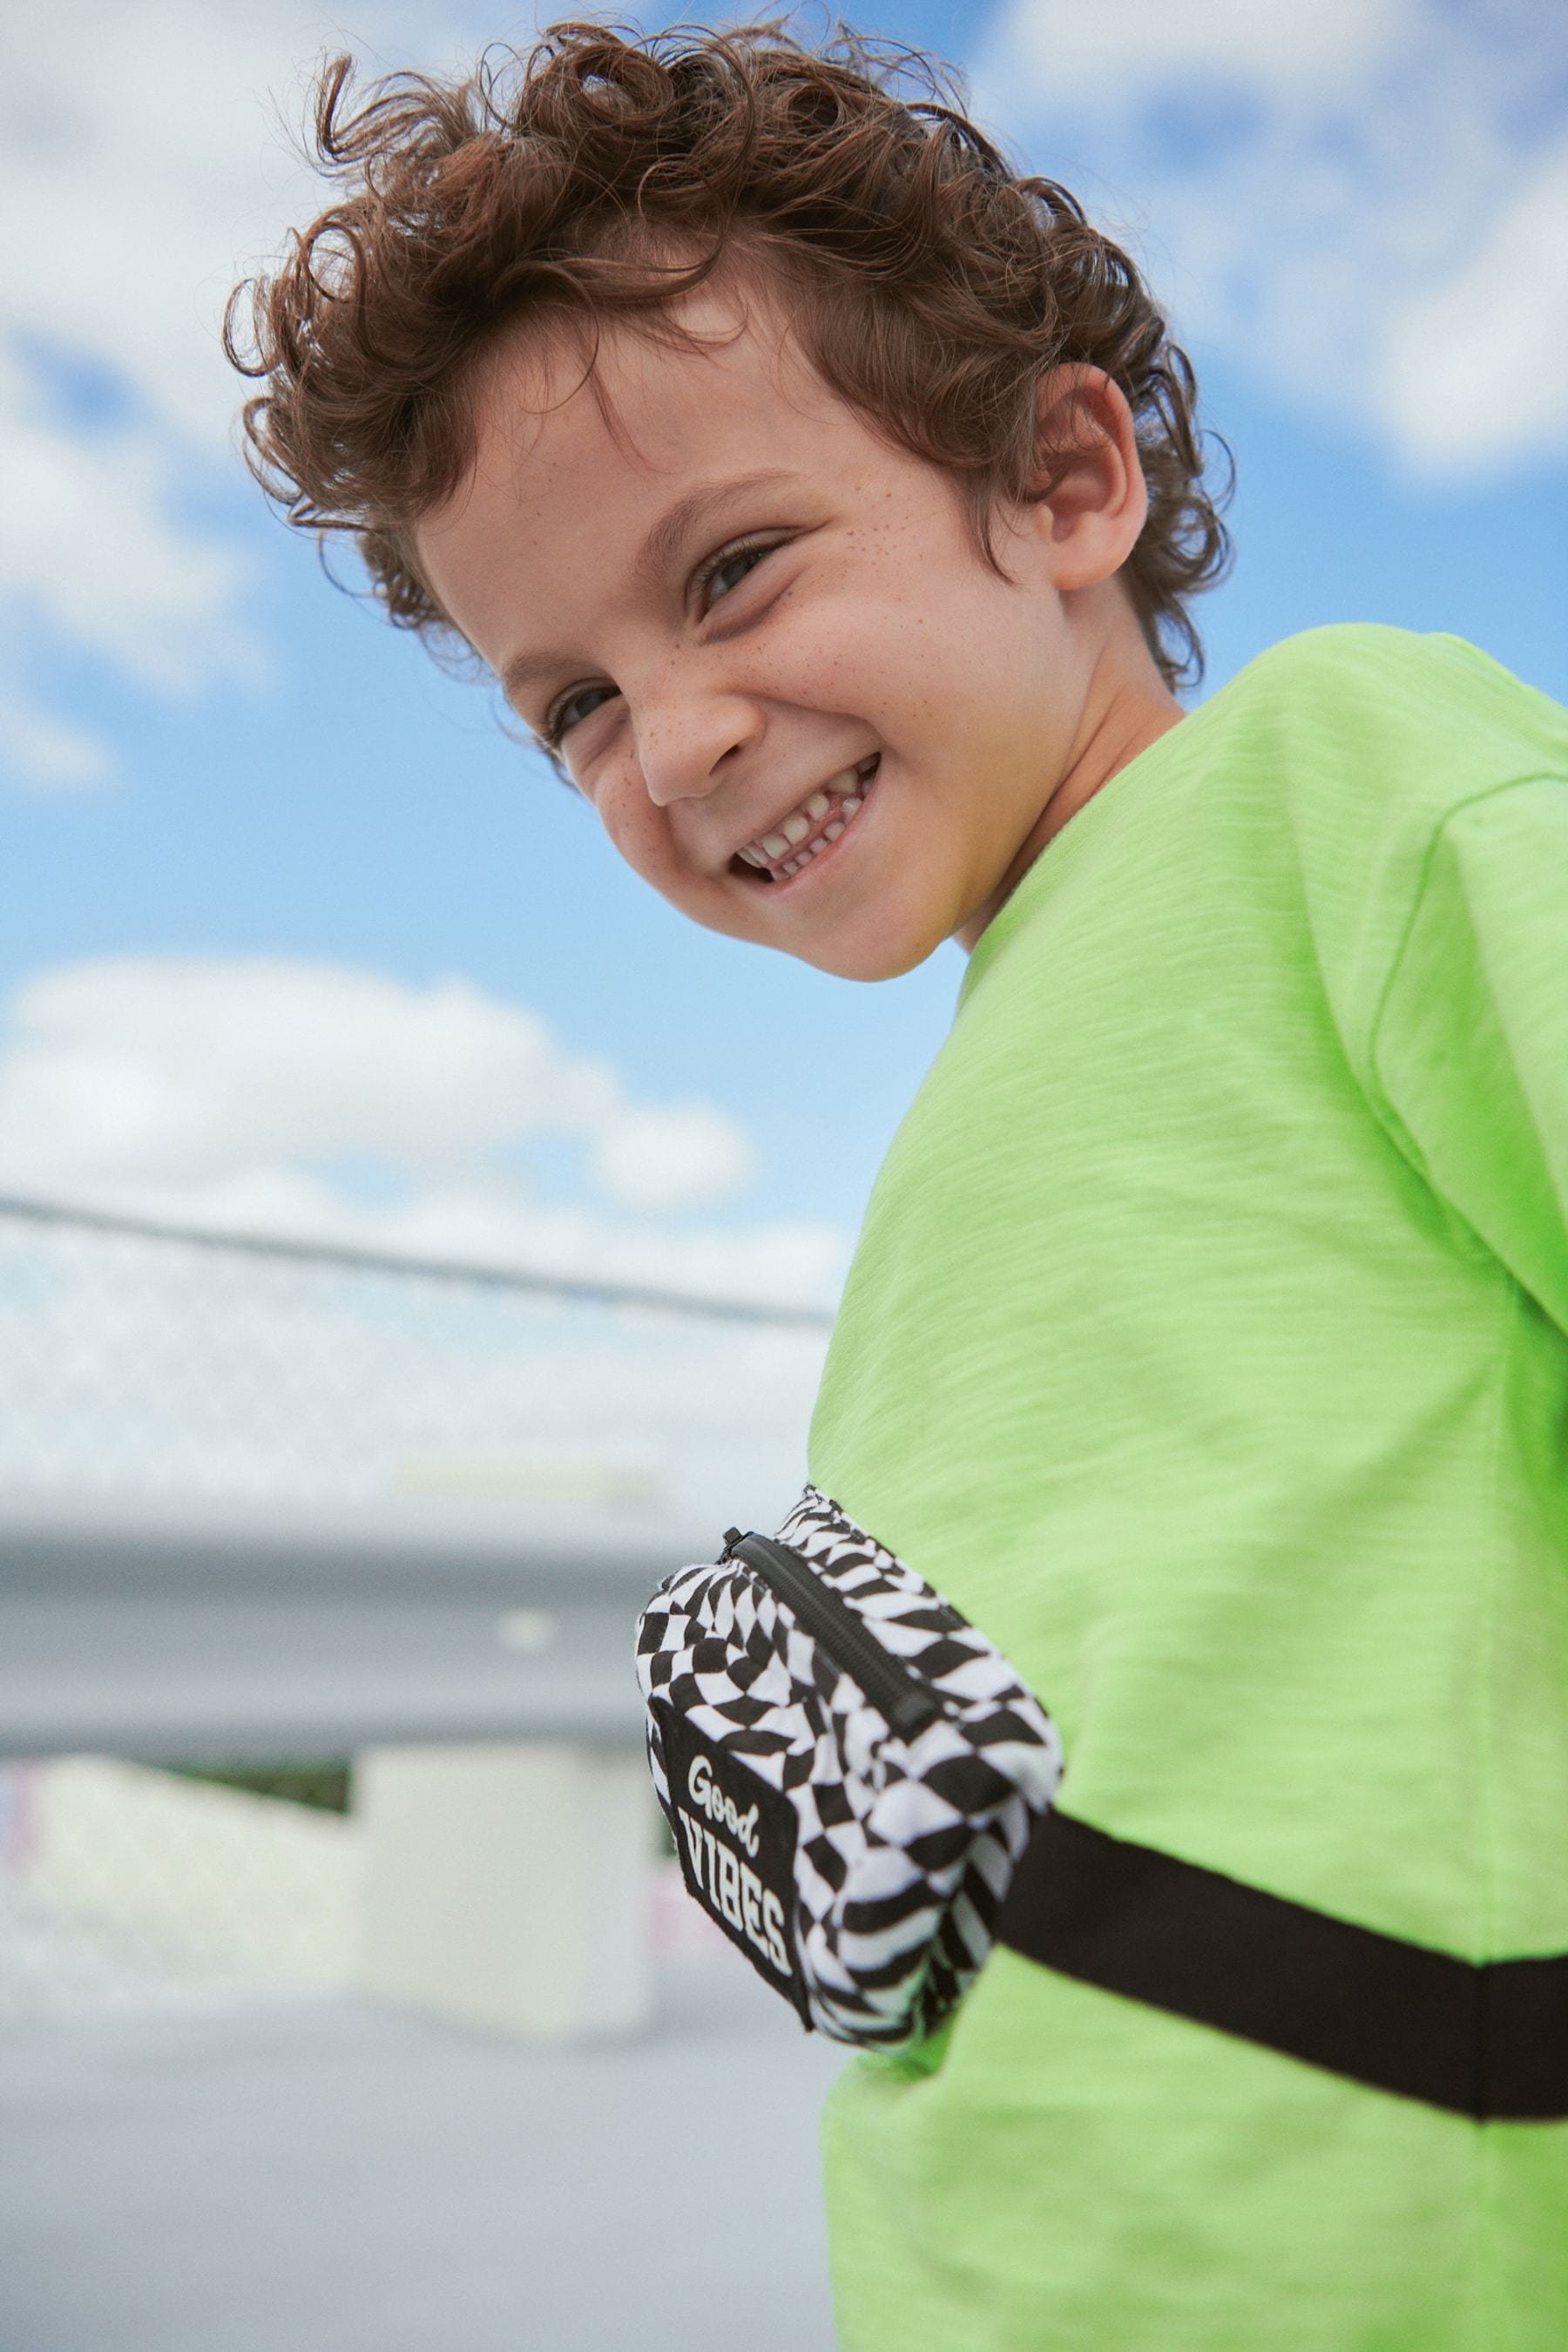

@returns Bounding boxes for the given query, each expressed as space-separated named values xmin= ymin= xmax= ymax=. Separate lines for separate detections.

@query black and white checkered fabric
xmin=636 ymin=1486 xmax=1063 ymax=2047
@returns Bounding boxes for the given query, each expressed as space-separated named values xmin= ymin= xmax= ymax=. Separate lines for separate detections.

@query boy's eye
xmin=700 ymin=540 xmax=774 ymax=608
xmin=546 ymin=682 xmax=618 ymax=744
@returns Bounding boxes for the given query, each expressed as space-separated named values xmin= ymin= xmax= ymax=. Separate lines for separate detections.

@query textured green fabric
xmin=808 ymin=626 xmax=1568 ymax=2349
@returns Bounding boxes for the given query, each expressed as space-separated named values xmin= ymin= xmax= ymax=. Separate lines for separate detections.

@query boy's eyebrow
xmin=631 ymin=467 xmax=798 ymax=587
xmin=501 ymin=645 xmax=585 ymax=704
xmin=499 ymin=467 xmax=800 ymax=707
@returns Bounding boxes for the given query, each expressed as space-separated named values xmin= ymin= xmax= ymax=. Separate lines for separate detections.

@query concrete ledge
xmin=12 ymin=1757 xmax=360 ymax=1984
xmin=7 ymin=1747 xmax=660 ymax=2040
xmin=358 ymin=1743 xmax=653 ymax=2038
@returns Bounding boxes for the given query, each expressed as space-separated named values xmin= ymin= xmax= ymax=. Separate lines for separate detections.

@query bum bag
xmin=634 ymin=1485 xmax=1062 ymax=2046
xmin=638 ymin=1489 xmax=1568 ymax=2116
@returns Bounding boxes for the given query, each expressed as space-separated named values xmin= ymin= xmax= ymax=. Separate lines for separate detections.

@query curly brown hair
xmin=227 ymin=19 xmax=1231 ymax=688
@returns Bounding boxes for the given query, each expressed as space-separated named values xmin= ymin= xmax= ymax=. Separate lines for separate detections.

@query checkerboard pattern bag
xmin=635 ymin=1486 xmax=1064 ymax=2046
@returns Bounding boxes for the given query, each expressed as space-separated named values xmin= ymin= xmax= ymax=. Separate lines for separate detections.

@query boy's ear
xmin=1026 ymin=364 xmax=1149 ymax=591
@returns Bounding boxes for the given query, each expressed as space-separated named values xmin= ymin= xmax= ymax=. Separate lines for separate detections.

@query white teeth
xmin=740 ymin=760 xmax=879 ymax=875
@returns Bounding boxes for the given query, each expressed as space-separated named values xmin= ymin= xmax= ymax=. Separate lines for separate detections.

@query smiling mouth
xmin=728 ymin=755 xmax=881 ymax=884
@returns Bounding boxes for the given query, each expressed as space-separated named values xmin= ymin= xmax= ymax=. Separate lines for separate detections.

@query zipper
xmin=721 ymin=1528 xmax=944 ymax=1740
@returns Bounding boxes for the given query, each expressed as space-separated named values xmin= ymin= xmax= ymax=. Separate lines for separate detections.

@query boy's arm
xmin=1372 ymin=775 xmax=1568 ymax=1334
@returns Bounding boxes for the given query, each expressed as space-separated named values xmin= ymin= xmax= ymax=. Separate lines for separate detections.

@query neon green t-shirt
xmin=808 ymin=625 xmax=1568 ymax=2350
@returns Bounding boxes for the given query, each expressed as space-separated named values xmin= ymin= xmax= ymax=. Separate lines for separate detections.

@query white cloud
xmin=587 ymin=1103 xmax=760 ymax=1217
xmin=0 ymin=954 xmax=786 ymax=1244
xmin=0 ymin=0 xmax=483 ymax=769
xmin=0 ymin=0 xmax=475 ymax=455
xmin=976 ymin=0 xmax=1568 ymax=476
xmin=0 ymin=351 xmax=259 ymax=701
xmin=1376 ymin=142 xmax=1568 ymax=470
xmin=0 ymin=680 xmax=112 ymax=791
xmin=1000 ymin=0 xmax=1416 ymax=105
xmin=0 ymin=958 xmax=612 ymax=1186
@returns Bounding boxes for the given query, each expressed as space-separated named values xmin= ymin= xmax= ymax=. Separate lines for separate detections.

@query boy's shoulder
xmin=1200 ymin=624 xmax=1565 ymax=1067
xmin=968 ymin=622 xmax=1562 ymax=1058
xmin=966 ymin=622 xmax=1562 ymax=1029
xmin=1216 ymin=623 xmax=1566 ymax=796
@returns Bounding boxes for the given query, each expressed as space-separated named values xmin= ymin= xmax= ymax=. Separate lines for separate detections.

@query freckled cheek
xmin=759 ymin=598 xmax=934 ymax=720
xmin=586 ymin=773 xmax=652 ymax=869
xmin=596 ymin=787 xmax=710 ymax=899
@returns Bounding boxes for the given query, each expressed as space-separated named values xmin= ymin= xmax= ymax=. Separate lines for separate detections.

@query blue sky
xmin=2 ymin=0 xmax=1564 ymax=1305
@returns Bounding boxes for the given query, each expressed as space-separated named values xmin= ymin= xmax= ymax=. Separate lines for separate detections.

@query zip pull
xmin=720 ymin=1527 xmax=943 ymax=1740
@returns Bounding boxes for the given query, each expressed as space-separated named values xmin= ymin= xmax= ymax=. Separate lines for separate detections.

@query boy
xmin=230 ymin=24 xmax=1568 ymax=2348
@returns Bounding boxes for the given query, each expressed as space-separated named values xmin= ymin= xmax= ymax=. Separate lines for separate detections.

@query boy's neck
xmin=955 ymin=625 xmax=1186 ymax=953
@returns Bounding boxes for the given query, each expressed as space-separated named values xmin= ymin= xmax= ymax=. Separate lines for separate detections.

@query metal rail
xmin=0 ymin=1192 xmax=837 ymax=1330
xmin=0 ymin=1193 xmax=822 ymax=1757
xmin=0 ymin=1493 xmax=702 ymax=1758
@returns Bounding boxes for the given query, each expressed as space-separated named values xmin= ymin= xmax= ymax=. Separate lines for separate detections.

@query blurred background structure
xmin=0 ymin=1193 xmax=840 ymax=2349
xmin=1 ymin=1 xmax=1565 ymax=2346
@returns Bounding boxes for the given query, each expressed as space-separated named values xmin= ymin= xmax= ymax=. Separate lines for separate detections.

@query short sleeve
xmin=1372 ymin=777 xmax=1568 ymax=1332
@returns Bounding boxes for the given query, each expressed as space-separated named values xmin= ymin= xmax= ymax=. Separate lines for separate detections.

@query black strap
xmin=997 ymin=1810 xmax=1568 ymax=2121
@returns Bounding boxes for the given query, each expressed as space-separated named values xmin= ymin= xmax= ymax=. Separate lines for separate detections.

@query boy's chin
xmin=811 ymin=942 xmax=943 ymax=983
xmin=700 ymin=873 xmax=958 ymax=979
xmin=767 ymin=912 xmax=954 ymax=984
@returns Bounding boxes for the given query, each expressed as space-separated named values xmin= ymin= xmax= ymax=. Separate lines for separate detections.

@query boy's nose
xmin=635 ymin=686 xmax=763 ymax=808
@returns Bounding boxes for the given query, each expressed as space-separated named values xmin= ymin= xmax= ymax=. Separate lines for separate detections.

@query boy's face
xmin=416 ymin=283 xmax=1119 ymax=981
